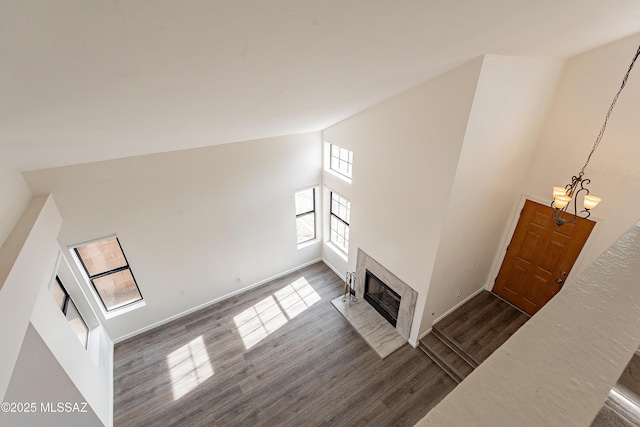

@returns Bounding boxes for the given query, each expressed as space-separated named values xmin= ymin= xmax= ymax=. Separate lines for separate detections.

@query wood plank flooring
xmin=432 ymin=290 xmax=530 ymax=365
xmin=113 ymin=262 xmax=455 ymax=426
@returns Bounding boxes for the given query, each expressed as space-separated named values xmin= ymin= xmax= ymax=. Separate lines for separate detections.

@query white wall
xmin=418 ymin=220 xmax=640 ymax=426
xmin=523 ymin=33 xmax=640 ymax=276
xmin=1 ymin=325 xmax=103 ymax=427
xmin=422 ymin=55 xmax=565 ymax=332
xmin=0 ymin=167 xmax=32 ymax=247
xmin=322 ymin=57 xmax=484 ymax=343
xmin=23 ymin=133 xmax=322 ymax=340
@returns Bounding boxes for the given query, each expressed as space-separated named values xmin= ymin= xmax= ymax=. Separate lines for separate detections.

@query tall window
xmin=330 ymin=192 xmax=351 ymax=254
xmin=295 ymin=188 xmax=316 ymax=244
xmin=329 ymin=144 xmax=353 ymax=179
xmin=74 ymin=236 xmax=143 ymax=312
xmin=51 ymin=277 xmax=89 ymax=348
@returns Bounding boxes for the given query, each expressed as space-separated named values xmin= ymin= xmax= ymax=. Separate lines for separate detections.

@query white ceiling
xmin=1 ymin=0 xmax=639 ymax=171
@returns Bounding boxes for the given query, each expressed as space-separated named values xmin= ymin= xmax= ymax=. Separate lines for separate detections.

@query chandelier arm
xmin=579 ymin=178 xmax=591 ymax=196
xmin=552 ymin=177 xmax=592 ymax=226
xmin=572 ymin=186 xmax=587 ymax=221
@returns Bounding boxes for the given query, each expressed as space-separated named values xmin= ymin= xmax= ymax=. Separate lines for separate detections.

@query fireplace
xmin=355 ymin=249 xmax=418 ymax=342
xmin=364 ymin=270 xmax=401 ymax=327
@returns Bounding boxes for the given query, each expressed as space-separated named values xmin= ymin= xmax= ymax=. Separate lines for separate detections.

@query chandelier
xmin=552 ymin=43 xmax=640 ymax=227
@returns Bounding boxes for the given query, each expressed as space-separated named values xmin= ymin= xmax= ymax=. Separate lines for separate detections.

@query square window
xmin=76 ymin=238 xmax=128 ymax=277
xmin=74 ymin=236 xmax=143 ymax=312
xmin=329 ymin=144 xmax=353 ymax=179
xmin=92 ymin=269 xmax=142 ymax=311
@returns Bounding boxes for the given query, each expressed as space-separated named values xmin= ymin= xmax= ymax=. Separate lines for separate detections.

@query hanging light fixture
xmin=552 ymin=43 xmax=640 ymax=227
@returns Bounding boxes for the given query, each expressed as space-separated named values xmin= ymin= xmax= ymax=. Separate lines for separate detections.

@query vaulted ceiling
xmin=2 ymin=0 xmax=639 ymax=171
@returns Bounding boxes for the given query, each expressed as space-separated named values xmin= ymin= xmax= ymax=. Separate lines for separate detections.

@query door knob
xmin=556 ymin=278 xmax=564 ymax=284
xmin=561 ymin=271 xmax=567 ymax=276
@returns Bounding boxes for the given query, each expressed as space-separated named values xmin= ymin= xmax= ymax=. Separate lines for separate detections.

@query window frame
xmin=329 ymin=144 xmax=353 ymax=180
xmin=52 ymin=276 xmax=70 ymax=313
xmin=73 ymin=236 xmax=144 ymax=313
xmin=329 ymin=191 xmax=351 ymax=254
xmin=52 ymin=276 xmax=90 ymax=349
xmin=295 ymin=187 xmax=317 ymax=245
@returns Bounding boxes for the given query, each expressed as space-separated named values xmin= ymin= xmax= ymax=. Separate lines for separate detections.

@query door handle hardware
xmin=556 ymin=278 xmax=564 ymax=284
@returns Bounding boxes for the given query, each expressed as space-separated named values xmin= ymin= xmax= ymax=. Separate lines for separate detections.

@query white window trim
xmin=324 ymin=142 xmax=353 ymax=184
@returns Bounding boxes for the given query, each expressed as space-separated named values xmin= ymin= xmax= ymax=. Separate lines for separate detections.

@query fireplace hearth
xmin=364 ymin=270 xmax=401 ymax=327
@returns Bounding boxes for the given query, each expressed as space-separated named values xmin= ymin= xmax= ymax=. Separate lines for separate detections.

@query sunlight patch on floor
xmin=167 ymin=336 xmax=214 ymax=401
xmin=233 ymin=277 xmax=321 ymax=350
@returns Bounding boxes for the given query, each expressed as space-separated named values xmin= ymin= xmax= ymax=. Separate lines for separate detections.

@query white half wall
xmin=322 ymin=57 xmax=484 ymax=343
xmin=23 ymin=133 xmax=322 ymax=340
xmin=421 ymin=55 xmax=565 ymax=333
xmin=0 ymin=195 xmax=61 ymax=401
xmin=0 ymin=167 xmax=32 ymax=247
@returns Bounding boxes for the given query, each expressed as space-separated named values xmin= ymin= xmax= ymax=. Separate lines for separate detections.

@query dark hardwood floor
xmin=433 ymin=290 xmax=530 ymax=365
xmin=114 ymin=262 xmax=455 ymax=426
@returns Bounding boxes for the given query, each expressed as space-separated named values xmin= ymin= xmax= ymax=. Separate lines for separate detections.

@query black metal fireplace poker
xmin=342 ymin=271 xmax=357 ymax=304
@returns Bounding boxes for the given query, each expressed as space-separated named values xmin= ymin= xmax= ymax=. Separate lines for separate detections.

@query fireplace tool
xmin=342 ymin=271 xmax=357 ymax=304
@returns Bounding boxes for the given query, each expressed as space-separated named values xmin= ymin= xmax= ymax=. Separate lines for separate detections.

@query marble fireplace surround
xmin=356 ymin=249 xmax=418 ymax=341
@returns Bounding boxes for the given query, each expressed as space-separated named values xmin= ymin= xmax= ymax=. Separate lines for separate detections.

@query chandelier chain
xmin=579 ymin=44 xmax=640 ymax=175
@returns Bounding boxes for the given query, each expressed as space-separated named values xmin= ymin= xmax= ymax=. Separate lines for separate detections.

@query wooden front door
xmin=492 ymin=200 xmax=595 ymax=315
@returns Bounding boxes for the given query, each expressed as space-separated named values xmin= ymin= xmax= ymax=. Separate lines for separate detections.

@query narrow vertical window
xmin=329 ymin=144 xmax=353 ymax=179
xmin=295 ymin=188 xmax=316 ymax=245
xmin=74 ymin=236 xmax=143 ymax=312
xmin=51 ymin=277 xmax=89 ymax=348
xmin=330 ymin=191 xmax=351 ymax=254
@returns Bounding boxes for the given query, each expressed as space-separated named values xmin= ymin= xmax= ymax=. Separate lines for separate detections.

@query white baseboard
xmin=322 ymin=256 xmax=346 ymax=281
xmin=114 ymin=258 xmax=323 ymax=343
xmin=408 ymin=338 xmax=419 ymax=348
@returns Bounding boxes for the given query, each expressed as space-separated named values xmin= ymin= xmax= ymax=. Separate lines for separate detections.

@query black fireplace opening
xmin=364 ymin=270 xmax=401 ymax=327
